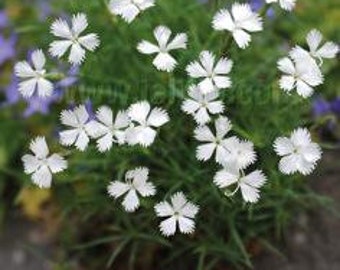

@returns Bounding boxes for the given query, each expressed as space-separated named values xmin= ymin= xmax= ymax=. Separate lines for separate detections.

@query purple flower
xmin=84 ymin=99 xmax=96 ymax=120
xmin=0 ymin=34 xmax=16 ymax=66
xmin=0 ymin=10 xmax=8 ymax=28
xmin=36 ymin=0 xmax=52 ymax=21
xmin=56 ymin=65 xmax=79 ymax=88
xmin=2 ymin=74 xmax=20 ymax=106
xmin=250 ymin=0 xmax=274 ymax=18
xmin=330 ymin=98 xmax=340 ymax=115
xmin=313 ymin=96 xmax=331 ymax=117
xmin=250 ymin=0 xmax=262 ymax=10
xmin=313 ymin=96 xmax=340 ymax=117
xmin=23 ymin=89 xmax=63 ymax=118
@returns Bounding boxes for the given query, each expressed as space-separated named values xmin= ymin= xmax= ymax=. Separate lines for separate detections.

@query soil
xmin=0 ymin=152 xmax=339 ymax=270
xmin=0 ymin=216 xmax=51 ymax=270
xmin=254 ymin=151 xmax=340 ymax=270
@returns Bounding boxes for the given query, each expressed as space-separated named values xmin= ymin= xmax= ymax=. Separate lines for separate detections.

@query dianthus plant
xmin=15 ymin=0 xmax=339 ymax=268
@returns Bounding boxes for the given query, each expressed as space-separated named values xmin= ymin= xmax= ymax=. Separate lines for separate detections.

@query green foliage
xmin=1 ymin=0 xmax=339 ymax=269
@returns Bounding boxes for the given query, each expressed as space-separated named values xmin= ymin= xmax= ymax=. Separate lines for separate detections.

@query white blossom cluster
xmin=20 ymin=0 xmax=337 ymax=237
xmin=278 ymin=29 xmax=338 ymax=98
xmin=194 ymin=116 xmax=267 ymax=203
xmin=15 ymin=13 xmax=100 ymax=99
xmin=23 ymin=101 xmax=169 ymax=186
xmin=59 ymin=101 xmax=169 ymax=152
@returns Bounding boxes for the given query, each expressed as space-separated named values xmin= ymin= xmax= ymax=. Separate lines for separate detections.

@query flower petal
xmin=108 ymin=181 xmax=130 ymax=198
xmin=196 ymin=143 xmax=216 ymax=161
xmin=159 ymin=216 xmax=177 ymax=237
xmin=37 ymin=78 xmax=53 ymax=97
xmin=31 ymin=165 xmax=52 ymax=189
xmin=14 ymin=61 xmax=35 ymax=78
xmin=68 ymin=43 xmax=86 ymax=65
xmin=122 ymin=189 xmax=140 ymax=212
xmin=22 ymin=154 xmax=41 ymax=174
xmin=213 ymin=75 xmax=231 ymax=89
xmin=30 ymin=137 xmax=49 ymax=159
xmin=155 ymin=201 xmax=174 ymax=217
xmin=171 ymin=192 xmax=187 ymax=212
xmin=212 ymin=9 xmax=234 ymax=31
xmin=214 ymin=57 xmax=233 ymax=75
xmin=239 ymin=183 xmax=260 ymax=203
xmin=178 ymin=217 xmax=195 ymax=234
xmin=18 ymin=78 xmax=37 ymax=98
xmin=232 ymin=29 xmax=251 ymax=49
xmin=128 ymin=101 xmax=150 ymax=125
xmin=50 ymin=18 xmax=72 ymax=39
xmin=72 ymin=13 xmax=88 ymax=37
xmin=181 ymin=202 xmax=199 ymax=219
xmin=214 ymin=168 xmax=239 ymax=189
xmin=166 ymin=33 xmax=188 ymax=51
xmin=306 ymin=29 xmax=322 ymax=53
xmin=49 ymin=40 xmax=72 ymax=58
xmin=78 ymin=33 xmax=100 ymax=51
xmin=31 ymin=49 xmax=46 ymax=70
xmin=152 ymin=52 xmax=177 ymax=72
xmin=154 ymin=25 xmax=171 ymax=49
xmin=97 ymin=133 xmax=114 ymax=152
xmin=47 ymin=153 xmax=67 ymax=173
xmin=60 ymin=129 xmax=79 ymax=146
xmin=147 ymin=108 xmax=169 ymax=127
xmin=194 ymin=125 xmax=215 ymax=142
xmin=274 ymin=137 xmax=294 ymax=156
xmin=74 ymin=130 xmax=90 ymax=151
xmin=215 ymin=116 xmax=232 ymax=138
xmin=137 ymin=40 xmax=160 ymax=54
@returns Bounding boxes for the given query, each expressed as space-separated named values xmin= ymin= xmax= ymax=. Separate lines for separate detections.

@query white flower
xmin=108 ymin=167 xmax=156 ymax=212
xmin=214 ymin=167 xmax=266 ymax=203
xmin=277 ymin=56 xmax=323 ymax=98
xmin=90 ymin=106 xmax=130 ymax=152
xmin=181 ymin=85 xmax=224 ymax=125
xmin=266 ymin=0 xmax=296 ymax=11
xmin=126 ymin=101 xmax=169 ymax=147
xmin=186 ymin=51 xmax=233 ymax=94
xmin=194 ymin=116 xmax=233 ymax=164
xmin=22 ymin=137 xmax=67 ymax=188
xmin=49 ymin=13 xmax=100 ymax=65
xmin=222 ymin=137 xmax=257 ymax=170
xmin=14 ymin=49 xmax=53 ymax=98
xmin=59 ymin=105 xmax=97 ymax=151
xmin=154 ymin=192 xmax=199 ymax=237
xmin=290 ymin=29 xmax=339 ymax=64
xmin=274 ymin=128 xmax=322 ymax=175
xmin=137 ymin=25 xmax=188 ymax=72
xmin=109 ymin=0 xmax=155 ymax=23
xmin=212 ymin=3 xmax=263 ymax=49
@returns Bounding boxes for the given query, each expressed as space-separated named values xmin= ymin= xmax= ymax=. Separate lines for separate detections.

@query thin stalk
xmin=259 ymin=4 xmax=271 ymax=18
xmin=221 ymin=34 xmax=233 ymax=56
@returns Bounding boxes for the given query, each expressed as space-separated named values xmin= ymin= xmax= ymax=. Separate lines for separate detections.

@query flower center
xmin=214 ymin=137 xmax=221 ymax=144
xmin=293 ymin=146 xmax=301 ymax=154
xmin=159 ymin=47 xmax=168 ymax=54
xmin=201 ymin=101 xmax=208 ymax=108
xmin=35 ymin=69 xmax=46 ymax=78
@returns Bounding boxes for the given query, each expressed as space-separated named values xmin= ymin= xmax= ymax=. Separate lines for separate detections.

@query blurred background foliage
xmin=0 ymin=0 xmax=339 ymax=269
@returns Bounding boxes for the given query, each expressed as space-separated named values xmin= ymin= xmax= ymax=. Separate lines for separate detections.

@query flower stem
xmin=221 ymin=34 xmax=233 ymax=56
xmin=259 ymin=3 xmax=271 ymax=18
xmin=45 ymin=72 xmax=65 ymax=81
